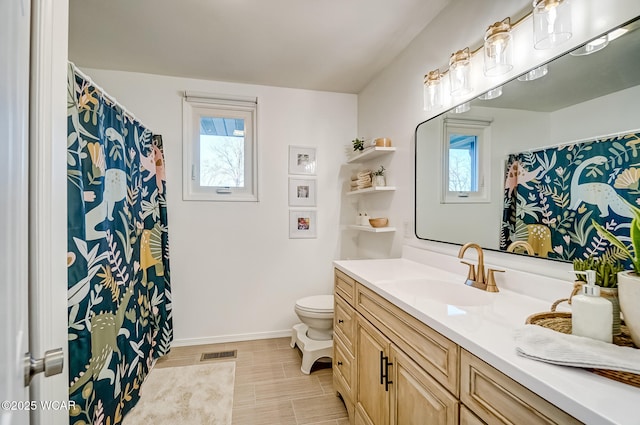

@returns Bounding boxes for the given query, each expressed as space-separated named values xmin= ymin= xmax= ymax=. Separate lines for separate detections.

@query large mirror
xmin=416 ymin=17 xmax=640 ymax=263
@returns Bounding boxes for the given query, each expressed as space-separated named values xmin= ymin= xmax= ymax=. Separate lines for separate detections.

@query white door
xmin=2 ymin=1 xmax=70 ymax=424
xmin=28 ymin=0 xmax=71 ymax=423
xmin=1 ymin=1 xmax=33 ymax=424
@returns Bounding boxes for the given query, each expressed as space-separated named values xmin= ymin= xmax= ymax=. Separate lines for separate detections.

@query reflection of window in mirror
xmin=442 ymin=117 xmax=492 ymax=203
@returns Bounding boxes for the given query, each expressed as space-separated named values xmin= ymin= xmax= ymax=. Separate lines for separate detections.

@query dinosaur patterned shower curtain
xmin=501 ymin=131 xmax=640 ymax=266
xmin=67 ymin=64 xmax=172 ymax=425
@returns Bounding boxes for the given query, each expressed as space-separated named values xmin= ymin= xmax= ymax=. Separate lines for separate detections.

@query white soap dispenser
xmin=572 ymin=270 xmax=612 ymax=343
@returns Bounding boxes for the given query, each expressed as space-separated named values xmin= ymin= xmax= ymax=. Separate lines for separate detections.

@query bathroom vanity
xmin=332 ymin=247 xmax=637 ymax=425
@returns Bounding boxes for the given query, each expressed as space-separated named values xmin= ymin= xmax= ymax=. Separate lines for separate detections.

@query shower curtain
xmin=66 ymin=64 xmax=173 ymax=425
xmin=500 ymin=131 xmax=640 ymax=266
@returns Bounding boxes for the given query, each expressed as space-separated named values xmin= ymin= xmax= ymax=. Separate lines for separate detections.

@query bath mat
xmin=123 ymin=361 xmax=235 ymax=424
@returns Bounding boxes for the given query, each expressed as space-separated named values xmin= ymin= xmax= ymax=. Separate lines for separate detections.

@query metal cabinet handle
xmin=384 ymin=358 xmax=393 ymax=392
xmin=338 ymin=319 xmax=344 ymax=324
xmin=337 ymin=361 xmax=343 ymax=366
xmin=379 ymin=351 xmax=393 ymax=391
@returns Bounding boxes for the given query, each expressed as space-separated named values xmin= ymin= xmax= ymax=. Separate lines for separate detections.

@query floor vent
xmin=200 ymin=350 xmax=237 ymax=361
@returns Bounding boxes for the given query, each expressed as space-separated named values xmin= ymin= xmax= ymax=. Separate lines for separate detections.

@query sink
xmin=376 ymin=278 xmax=496 ymax=307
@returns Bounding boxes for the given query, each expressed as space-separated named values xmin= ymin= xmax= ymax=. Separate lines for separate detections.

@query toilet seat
xmin=295 ymin=295 xmax=334 ymax=313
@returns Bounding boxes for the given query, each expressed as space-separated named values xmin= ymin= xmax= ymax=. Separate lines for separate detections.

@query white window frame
xmin=441 ymin=117 xmax=492 ymax=204
xmin=182 ymin=92 xmax=258 ymax=202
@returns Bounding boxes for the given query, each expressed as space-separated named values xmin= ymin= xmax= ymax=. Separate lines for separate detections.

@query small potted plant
xmin=352 ymin=138 xmax=365 ymax=152
xmin=592 ymin=201 xmax=640 ymax=345
xmin=573 ymin=256 xmax=623 ymax=335
xmin=372 ymin=165 xmax=386 ymax=187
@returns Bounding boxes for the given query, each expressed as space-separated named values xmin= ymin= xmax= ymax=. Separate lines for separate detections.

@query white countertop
xmin=333 ymin=257 xmax=639 ymax=425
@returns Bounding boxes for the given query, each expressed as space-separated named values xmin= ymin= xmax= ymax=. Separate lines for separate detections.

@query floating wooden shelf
xmin=347 ymin=147 xmax=396 ymax=163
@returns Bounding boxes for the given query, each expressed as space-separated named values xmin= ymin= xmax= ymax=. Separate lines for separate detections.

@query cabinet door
xmin=390 ymin=345 xmax=459 ymax=425
xmin=356 ymin=315 xmax=391 ymax=425
xmin=461 ymin=405 xmax=486 ymax=425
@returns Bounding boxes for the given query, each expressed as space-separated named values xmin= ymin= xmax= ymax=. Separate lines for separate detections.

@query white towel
xmin=514 ymin=324 xmax=640 ymax=374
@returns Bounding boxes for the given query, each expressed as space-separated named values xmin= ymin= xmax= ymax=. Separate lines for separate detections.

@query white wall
xmin=551 ymin=84 xmax=640 ymax=143
xmin=356 ymin=0 xmax=640 ymax=265
xmin=81 ymin=68 xmax=357 ymax=344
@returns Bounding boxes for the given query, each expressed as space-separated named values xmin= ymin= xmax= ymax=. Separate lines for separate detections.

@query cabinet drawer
xmin=335 ymin=294 xmax=356 ymax=352
xmin=335 ymin=269 xmax=356 ymax=306
xmin=460 ymin=350 xmax=582 ymax=425
xmin=334 ymin=333 xmax=355 ymax=402
xmin=356 ymin=283 xmax=459 ymax=396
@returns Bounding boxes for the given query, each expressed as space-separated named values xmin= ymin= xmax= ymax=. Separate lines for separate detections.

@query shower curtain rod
xmin=69 ymin=62 xmax=151 ymax=130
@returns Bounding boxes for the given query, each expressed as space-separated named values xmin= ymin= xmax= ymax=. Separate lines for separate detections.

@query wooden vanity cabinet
xmin=460 ymin=350 xmax=582 ymax=425
xmin=334 ymin=270 xmax=357 ymax=423
xmin=333 ymin=269 xmax=582 ymax=425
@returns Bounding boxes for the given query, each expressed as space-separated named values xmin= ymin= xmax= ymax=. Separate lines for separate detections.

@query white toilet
xmin=290 ymin=295 xmax=334 ymax=374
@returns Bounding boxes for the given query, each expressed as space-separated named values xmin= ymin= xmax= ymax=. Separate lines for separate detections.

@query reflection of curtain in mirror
xmin=500 ymin=131 xmax=640 ymax=266
xmin=67 ymin=64 xmax=173 ymax=424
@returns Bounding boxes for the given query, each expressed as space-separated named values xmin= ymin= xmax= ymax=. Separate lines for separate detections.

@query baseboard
xmin=171 ymin=329 xmax=293 ymax=347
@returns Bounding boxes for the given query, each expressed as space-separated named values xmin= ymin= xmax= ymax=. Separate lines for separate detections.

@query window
xmin=442 ymin=117 xmax=492 ymax=203
xmin=183 ymin=92 xmax=257 ymax=201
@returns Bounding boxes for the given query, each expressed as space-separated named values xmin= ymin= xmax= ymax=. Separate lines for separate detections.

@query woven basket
xmin=526 ymin=300 xmax=639 ymax=388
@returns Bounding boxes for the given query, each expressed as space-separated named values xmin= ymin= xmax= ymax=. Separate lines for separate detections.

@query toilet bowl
xmin=294 ymin=295 xmax=334 ymax=340
xmin=291 ymin=295 xmax=334 ymax=374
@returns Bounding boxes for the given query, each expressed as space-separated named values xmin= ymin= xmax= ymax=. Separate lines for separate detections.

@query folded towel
xmin=357 ymin=170 xmax=372 ymax=178
xmin=352 ymin=183 xmax=372 ymax=190
xmin=514 ymin=324 xmax=640 ymax=374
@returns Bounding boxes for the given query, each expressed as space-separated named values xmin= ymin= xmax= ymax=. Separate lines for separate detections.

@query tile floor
xmin=155 ymin=337 xmax=349 ymax=425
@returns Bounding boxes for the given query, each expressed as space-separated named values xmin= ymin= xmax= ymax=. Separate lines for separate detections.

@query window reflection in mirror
xmin=448 ymin=134 xmax=478 ymax=192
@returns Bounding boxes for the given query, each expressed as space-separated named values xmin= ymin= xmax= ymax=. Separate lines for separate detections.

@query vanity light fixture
xmin=570 ymin=34 xmax=609 ymax=56
xmin=449 ymin=48 xmax=473 ymax=96
xmin=453 ymin=102 xmax=471 ymax=114
xmin=478 ymin=86 xmax=503 ymax=100
xmin=423 ymin=69 xmax=443 ymax=111
xmin=517 ymin=64 xmax=548 ymax=81
xmin=532 ymin=0 xmax=572 ymax=50
xmin=607 ymin=27 xmax=629 ymax=42
xmin=484 ymin=18 xmax=514 ymax=76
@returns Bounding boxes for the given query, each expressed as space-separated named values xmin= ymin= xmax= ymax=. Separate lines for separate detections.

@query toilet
xmin=290 ymin=295 xmax=334 ymax=374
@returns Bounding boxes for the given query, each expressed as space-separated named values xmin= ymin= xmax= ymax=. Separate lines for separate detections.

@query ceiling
xmin=68 ymin=0 xmax=451 ymax=94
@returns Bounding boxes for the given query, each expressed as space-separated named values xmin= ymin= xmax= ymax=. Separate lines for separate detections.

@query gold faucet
xmin=507 ymin=240 xmax=535 ymax=256
xmin=457 ymin=242 xmax=503 ymax=292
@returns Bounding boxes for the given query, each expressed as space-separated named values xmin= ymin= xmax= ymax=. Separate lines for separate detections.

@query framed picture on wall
xmin=289 ymin=210 xmax=317 ymax=239
xmin=289 ymin=145 xmax=317 ymax=175
xmin=289 ymin=177 xmax=316 ymax=207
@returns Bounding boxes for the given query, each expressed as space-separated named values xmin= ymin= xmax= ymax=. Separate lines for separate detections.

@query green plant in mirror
xmin=352 ymin=138 xmax=365 ymax=152
xmin=592 ymin=198 xmax=640 ymax=275
xmin=573 ymin=256 xmax=624 ymax=288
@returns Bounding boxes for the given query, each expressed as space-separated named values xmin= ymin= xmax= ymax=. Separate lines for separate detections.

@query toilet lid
xmin=296 ymin=295 xmax=334 ymax=313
